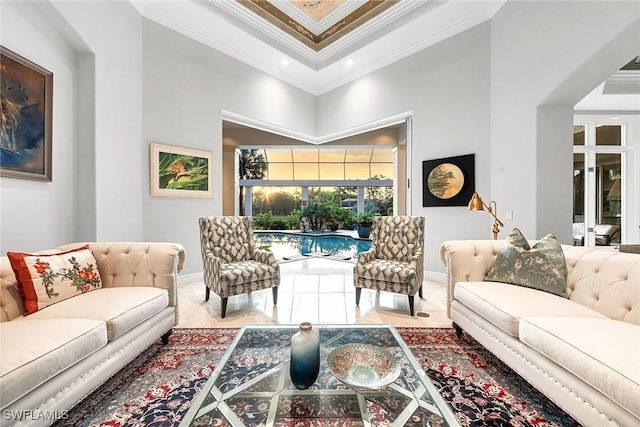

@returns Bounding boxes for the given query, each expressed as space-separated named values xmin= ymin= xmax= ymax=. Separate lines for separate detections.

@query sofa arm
xmin=58 ymin=242 xmax=185 ymax=308
xmin=439 ymin=240 xmax=503 ymax=317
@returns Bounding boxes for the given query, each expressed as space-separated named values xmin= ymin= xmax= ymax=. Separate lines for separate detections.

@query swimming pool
xmin=254 ymin=232 xmax=371 ymax=259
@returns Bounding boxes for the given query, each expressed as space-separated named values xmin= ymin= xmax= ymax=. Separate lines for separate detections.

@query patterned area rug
xmin=53 ymin=328 xmax=580 ymax=427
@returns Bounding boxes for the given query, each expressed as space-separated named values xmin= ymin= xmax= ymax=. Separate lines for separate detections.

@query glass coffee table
xmin=180 ymin=325 xmax=460 ymax=426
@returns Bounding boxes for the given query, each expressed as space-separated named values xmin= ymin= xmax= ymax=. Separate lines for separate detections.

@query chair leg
xmin=418 ymin=285 xmax=423 ymax=299
xmin=221 ymin=297 xmax=228 ymax=318
xmin=272 ymin=287 xmax=278 ymax=305
xmin=408 ymin=295 xmax=415 ymax=316
xmin=161 ymin=329 xmax=172 ymax=345
xmin=453 ymin=322 xmax=463 ymax=337
xmin=355 ymin=287 xmax=362 ymax=305
xmin=205 ymin=286 xmax=210 ymax=301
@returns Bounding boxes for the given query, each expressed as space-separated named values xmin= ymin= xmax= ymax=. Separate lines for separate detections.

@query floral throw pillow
xmin=485 ymin=228 xmax=568 ymax=297
xmin=7 ymin=245 xmax=102 ymax=315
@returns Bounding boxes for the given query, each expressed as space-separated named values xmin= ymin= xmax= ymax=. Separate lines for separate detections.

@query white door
xmin=573 ymin=114 xmax=639 ymax=247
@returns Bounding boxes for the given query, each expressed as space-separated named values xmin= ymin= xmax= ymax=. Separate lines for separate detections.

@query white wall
xmin=3 ymin=0 xmax=638 ymax=276
xmin=141 ymin=20 xmax=317 ymax=274
xmin=1 ymin=0 xmax=146 ymax=253
xmin=49 ymin=1 xmax=145 ymax=242
xmin=0 ymin=1 xmax=78 ymax=252
xmin=490 ymin=1 xmax=640 ymax=243
xmin=318 ymin=23 xmax=492 ymax=273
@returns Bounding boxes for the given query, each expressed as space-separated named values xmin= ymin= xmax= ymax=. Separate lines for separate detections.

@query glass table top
xmin=180 ymin=325 xmax=460 ymax=426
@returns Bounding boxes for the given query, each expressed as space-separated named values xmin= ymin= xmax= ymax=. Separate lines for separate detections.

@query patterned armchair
xmin=199 ymin=216 xmax=280 ymax=318
xmin=353 ymin=216 xmax=425 ymax=315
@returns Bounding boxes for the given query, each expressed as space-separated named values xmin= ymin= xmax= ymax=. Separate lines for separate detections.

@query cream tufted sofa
xmin=440 ymin=241 xmax=639 ymax=427
xmin=0 ymin=242 xmax=185 ymax=427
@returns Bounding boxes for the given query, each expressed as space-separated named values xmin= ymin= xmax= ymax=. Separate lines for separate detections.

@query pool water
xmin=255 ymin=232 xmax=371 ymax=259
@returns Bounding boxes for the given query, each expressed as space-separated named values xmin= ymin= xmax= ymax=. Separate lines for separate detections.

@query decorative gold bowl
xmin=327 ymin=344 xmax=401 ymax=389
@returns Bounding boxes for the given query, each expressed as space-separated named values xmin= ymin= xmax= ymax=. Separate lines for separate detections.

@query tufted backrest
xmin=0 ymin=257 xmax=24 ymax=321
xmin=440 ymin=241 xmax=640 ymax=324
xmin=371 ymin=216 xmax=425 ymax=262
xmin=199 ymin=216 xmax=255 ymax=263
xmin=1 ymin=242 xmax=185 ymax=322
xmin=563 ymin=246 xmax=639 ymax=324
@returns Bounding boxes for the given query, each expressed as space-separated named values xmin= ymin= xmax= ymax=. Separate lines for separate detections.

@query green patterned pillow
xmin=485 ymin=228 xmax=568 ymax=297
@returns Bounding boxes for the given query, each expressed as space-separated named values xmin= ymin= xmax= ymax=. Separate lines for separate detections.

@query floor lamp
xmin=468 ymin=192 xmax=504 ymax=240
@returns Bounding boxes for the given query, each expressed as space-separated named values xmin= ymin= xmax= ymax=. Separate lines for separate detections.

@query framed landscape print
xmin=422 ymin=154 xmax=475 ymax=207
xmin=0 ymin=46 xmax=53 ymax=181
xmin=150 ymin=142 xmax=214 ymax=198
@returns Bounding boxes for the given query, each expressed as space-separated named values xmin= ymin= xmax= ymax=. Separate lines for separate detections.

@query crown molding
xmin=209 ymin=0 xmax=318 ymax=63
xmin=314 ymin=0 xmax=429 ymax=64
xmin=141 ymin=2 xmax=315 ymax=91
xmin=603 ymin=70 xmax=640 ymax=94
xmin=222 ymin=110 xmax=411 ymax=145
xmin=312 ymin=2 xmax=499 ymax=94
xmin=271 ymin=0 xmax=368 ymax=35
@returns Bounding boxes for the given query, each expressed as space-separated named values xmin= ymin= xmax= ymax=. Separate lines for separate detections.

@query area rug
xmin=53 ymin=328 xmax=580 ymax=427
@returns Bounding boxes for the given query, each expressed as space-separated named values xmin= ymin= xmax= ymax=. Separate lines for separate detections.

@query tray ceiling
xmin=237 ymin=0 xmax=400 ymax=51
xmin=132 ymin=0 xmax=506 ymax=95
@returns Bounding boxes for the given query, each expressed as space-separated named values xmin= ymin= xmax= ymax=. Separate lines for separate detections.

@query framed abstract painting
xmin=0 ymin=47 xmax=53 ymax=181
xmin=150 ymin=142 xmax=214 ymax=198
xmin=422 ymin=154 xmax=475 ymax=207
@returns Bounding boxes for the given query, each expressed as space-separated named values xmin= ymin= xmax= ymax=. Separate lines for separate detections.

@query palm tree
xmin=239 ymin=149 xmax=267 ymax=215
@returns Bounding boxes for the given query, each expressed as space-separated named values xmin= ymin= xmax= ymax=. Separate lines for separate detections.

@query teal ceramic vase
xmin=290 ymin=322 xmax=320 ymax=389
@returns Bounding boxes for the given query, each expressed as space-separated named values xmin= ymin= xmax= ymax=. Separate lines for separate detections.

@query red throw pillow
xmin=7 ymin=245 xmax=102 ymax=315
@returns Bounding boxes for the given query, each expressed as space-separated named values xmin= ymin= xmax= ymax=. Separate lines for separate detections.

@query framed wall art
xmin=150 ymin=142 xmax=214 ymax=198
xmin=0 ymin=46 xmax=53 ymax=181
xmin=422 ymin=154 xmax=475 ymax=207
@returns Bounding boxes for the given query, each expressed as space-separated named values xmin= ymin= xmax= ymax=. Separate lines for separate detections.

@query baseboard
xmin=179 ymin=272 xmax=203 ymax=284
xmin=425 ymin=270 xmax=446 ymax=283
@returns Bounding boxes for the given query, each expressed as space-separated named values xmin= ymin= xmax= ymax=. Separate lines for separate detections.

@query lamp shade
xmin=468 ymin=192 xmax=484 ymax=211
xmin=607 ymin=178 xmax=621 ymax=201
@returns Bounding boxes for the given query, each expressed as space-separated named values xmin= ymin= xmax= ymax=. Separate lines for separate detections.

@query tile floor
xmin=176 ymin=257 xmax=452 ymax=328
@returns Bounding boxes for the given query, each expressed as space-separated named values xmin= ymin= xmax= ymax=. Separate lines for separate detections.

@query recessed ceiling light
xmin=281 ymin=58 xmax=289 ymax=66
xmin=345 ymin=59 xmax=354 ymax=67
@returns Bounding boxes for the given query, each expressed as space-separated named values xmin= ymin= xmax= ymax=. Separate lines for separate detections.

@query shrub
xmin=271 ymin=219 xmax=288 ymax=230
xmin=287 ymin=210 xmax=302 ymax=229
xmin=254 ymin=212 xmax=273 ymax=230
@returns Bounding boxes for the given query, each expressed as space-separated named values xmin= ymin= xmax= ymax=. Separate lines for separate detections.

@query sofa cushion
xmin=485 ymin=228 xmax=567 ymax=297
xmin=0 ymin=318 xmax=107 ymax=409
xmin=25 ymin=287 xmax=168 ymax=340
xmin=7 ymin=246 xmax=102 ymax=315
xmin=455 ymin=281 xmax=607 ymax=337
xmin=520 ymin=317 xmax=640 ymax=418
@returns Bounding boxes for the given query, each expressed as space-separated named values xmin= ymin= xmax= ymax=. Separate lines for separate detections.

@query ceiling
xmin=131 ymin=0 xmax=506 ymax=95
xmin=131 ymin=0 xmax=639 ymax=106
